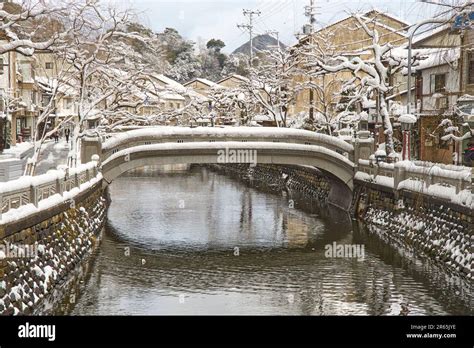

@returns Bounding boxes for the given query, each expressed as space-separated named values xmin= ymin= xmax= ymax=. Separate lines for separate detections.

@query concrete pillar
xmin=55 ymin=177 xmax=63 ymax=196
xmin=80 ymin=136 xmax=102 ymax=163
xmin=74 ymin=173 xmax=79 ymax=188
xmin=30 ymin=185 xmax=38 ymax=207
xmin=394 ymin=165 xmax=406 ymax=191
xmin=352 ymin=138 xmax=374 ymax=165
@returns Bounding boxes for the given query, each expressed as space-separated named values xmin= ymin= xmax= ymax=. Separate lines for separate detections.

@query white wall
xmin=421 ymin=63 xmax=460 ymax=112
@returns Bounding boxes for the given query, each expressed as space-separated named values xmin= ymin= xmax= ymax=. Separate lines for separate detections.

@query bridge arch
xmin=82 ymin=127 xmax=361 ymax=210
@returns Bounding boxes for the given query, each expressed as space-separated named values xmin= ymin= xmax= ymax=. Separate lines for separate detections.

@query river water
xmin=70 ymin=166 xmax=472 ymax=315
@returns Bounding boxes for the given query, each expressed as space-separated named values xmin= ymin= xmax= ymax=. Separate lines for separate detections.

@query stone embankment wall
xmin=354 ymin=181 xmax=472 ymax=280
xmin=206 ymin=164 xmax=331 ymax=202
xmin=208 ymin=164 xmax=472 ymax=280
xmin=0 ymin=182 xmax=106 ymax=315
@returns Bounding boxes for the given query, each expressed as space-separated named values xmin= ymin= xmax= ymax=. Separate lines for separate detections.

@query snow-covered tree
xmin=24 ymin=51 xmax=79 ymax=175
xmin=57 ymin=2 xmax=156 ymax=164
xmin=205 ymin=85 xmax=255 ymax=125
xmin=0 ymin=0 xmax=78 ymax=153
xmin=19 ymin=0 xmax=167 ymax=172
xmin=243 ymin=46 xmax=303 ymax=127
xmin=157 ymin=28 xmax=202 ymax=83
xmin=302 ymin=14 xmax=420 ymax=154
xmin=168 ymin=50 xmax=202 ymax=83
xmin=196 ymin=39 xmax=227 ymax=82
xmin=430 ymin=117 xmax=473 ymax=165
xmin=222 ymin=53 xmax=250 ymax=77
xmin=0 ymin=0 xmax=72 ymax=56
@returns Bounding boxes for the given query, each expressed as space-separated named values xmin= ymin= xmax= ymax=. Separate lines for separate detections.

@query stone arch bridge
xmin=81 ymin=127 xmax=373 ymax=210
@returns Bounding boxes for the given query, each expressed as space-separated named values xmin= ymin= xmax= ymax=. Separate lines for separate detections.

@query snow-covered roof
xmin=309 ymin=9 xmax=409 ymax=39
xmin=412 ymin=23 xmax=451 ymax=47
xmin=149 ymin=74 xmax=208 ymax=102
xmin=217 ymin=74 xmax=250 ymax=85
xmin=363 ymin=8 xmax=411 ymax=28
xmin=158 ymin=91 xmax=185 ymax=101
xmin=359 ymin=15 xmax=408 ymax=37
xmin=457 ymin=94 xmax=474 ymax=102
xmin=184 ymin=78 xmax=218 ymax=88
xmin=414 ymin=47 xmax=460 ymax=71
xmin=151 ymin=74 xmax=187 ymax=92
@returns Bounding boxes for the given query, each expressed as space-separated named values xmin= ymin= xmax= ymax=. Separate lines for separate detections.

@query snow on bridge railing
xmin=356 ymin=159 xmax=473 ymax=208
xmin=0 ymin=159 xmax=102 ymax=223
xmin=100 ymin=127 xmax=354 ymax=161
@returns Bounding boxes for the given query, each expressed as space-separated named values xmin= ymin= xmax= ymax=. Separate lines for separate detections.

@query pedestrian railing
xmin=357 ymin=159 xmax=472 ymax=195
xmin=99 ymin=127 xmax=356 ymax=163
xmin=0 ymin=160 xmax=101 ymax=220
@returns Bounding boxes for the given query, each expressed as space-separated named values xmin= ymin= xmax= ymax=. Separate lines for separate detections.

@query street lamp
xmin=399 ymin=114 xmax=417 ymax=161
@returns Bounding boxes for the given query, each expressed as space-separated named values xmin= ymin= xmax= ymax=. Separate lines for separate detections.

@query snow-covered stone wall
xmin=0 ymin=182 xmax=107 ymax=315
xmin=355 ymin=182 xmax=472 ymax=280
xmin=206 ymin=164 xmax=331 ymax=204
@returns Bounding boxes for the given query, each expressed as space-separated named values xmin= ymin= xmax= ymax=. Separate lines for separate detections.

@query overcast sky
xmin=122 ymin=0 xmax=447 ymax=53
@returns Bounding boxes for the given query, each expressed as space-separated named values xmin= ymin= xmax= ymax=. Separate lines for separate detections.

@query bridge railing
xmin=0 ymin=160 xmax=100 ymax=220
xmin=357 ymin=159 xmax=472 ymax=195
xmin=98 ymin=128 xmax=356 ymax=163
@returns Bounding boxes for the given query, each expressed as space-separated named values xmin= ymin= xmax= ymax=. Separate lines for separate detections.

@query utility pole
xmin=304 ymin=0 xmax=319 ymax=120
xmin=266 ymin=30 xmax=280 ymax=50
xmin=237 ymin=9 xmax=261 ymax=67
xmin=305 ymin=0 xmax=317 ymax=29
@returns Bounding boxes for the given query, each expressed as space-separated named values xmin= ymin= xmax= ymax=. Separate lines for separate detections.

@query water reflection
xmin=70 ymin=166 xmax=472 ymax=315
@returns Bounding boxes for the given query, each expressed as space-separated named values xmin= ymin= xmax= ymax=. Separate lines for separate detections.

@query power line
xmin=266 ymin=29 xmax=280 ymax=50
xmin=237 ymin=9 xmax=261 ymax=67
xmin=257 ymin=0 xmax=293 ymax=23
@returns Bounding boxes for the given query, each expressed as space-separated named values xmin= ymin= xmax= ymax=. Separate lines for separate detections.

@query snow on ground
xmin=35 ymin=140 xmax=70 ymax=175
xmin=2 ymin=142 xmax=34 ymax=159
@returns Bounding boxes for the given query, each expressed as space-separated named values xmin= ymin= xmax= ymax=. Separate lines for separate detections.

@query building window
xmin=468 ymin=53 xmax=474 ymax=85
xmin=45 ymin=62 xmax=53 ymax=69
xmin=430 ymin=73 xmax=446 ymax=93
xmin=63 ymin=98 xmax=72 ymax=109
xmin=42 ymin=94 xmax=51 ymax=107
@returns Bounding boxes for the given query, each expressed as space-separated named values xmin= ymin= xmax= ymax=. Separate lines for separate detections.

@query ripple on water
xmin=70 ymin=168 xmax=471 ymax=315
